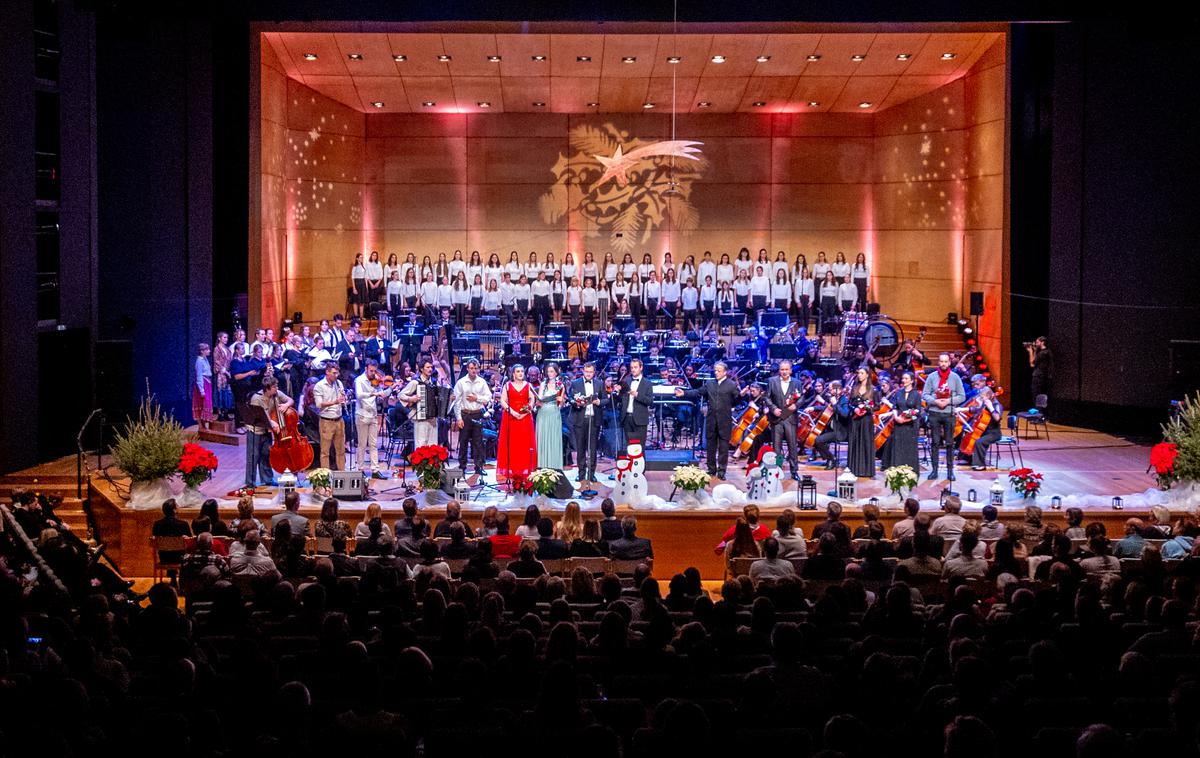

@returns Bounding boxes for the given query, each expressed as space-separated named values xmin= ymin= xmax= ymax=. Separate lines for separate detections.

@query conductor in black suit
xmin=765 ymin=359 xmax=803 ymax=479
xmin=569 ymin=362 xmax=604 ymax=488
xmin=618 ymin=358 xmax=654 ymax=448
xmin=675 ymin=360 xmax=743 ymax=479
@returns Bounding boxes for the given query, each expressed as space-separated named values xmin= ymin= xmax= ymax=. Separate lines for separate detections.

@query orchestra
xmin=197 ymin=248 xmax=1007 ymax=493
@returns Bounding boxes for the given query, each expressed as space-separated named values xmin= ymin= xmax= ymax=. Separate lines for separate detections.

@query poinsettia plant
xmin=410 ymin=444 xmax=450 ymax=490
xmin=1150 ymin=442 xmax=1179 ymax=490
xmin=508 ymin=473 xmax=535 ymax=495
xmin=178 ymin=443 xmax=219 ymax=488
xmin=1008 ymin=467 xmax=1044 ymax=499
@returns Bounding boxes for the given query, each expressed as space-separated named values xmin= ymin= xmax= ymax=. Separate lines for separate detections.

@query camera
xmin=1023 ymin=341 xmax=1035 ymax=348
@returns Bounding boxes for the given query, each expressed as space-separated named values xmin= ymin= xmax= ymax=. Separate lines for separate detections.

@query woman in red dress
xmin=496 ymin=364 xmax=538 ymax=483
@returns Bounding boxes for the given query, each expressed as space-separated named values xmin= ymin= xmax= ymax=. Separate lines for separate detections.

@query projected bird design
xmin=593 ymin=140 xmax=704 ymax=187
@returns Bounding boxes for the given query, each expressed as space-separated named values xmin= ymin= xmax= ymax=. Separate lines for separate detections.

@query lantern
xmin=989 ymin=479 xmax=1005 ymax=506
xmin=967 ymin=489 xmax=977 ymax=503
xmin=1051 ymin=495 xmax=1062 ymax=510
xmin=1112 ymin=496 xmax=1124 ymax=511
xmin=868 ymin=496 xmax=879 ymax=508
xmin=797 ymin=476 xmax=818 ymax=510
xmin=278 ymin=469 xmax=297 ymax=498
xmin=837 ymin=472 xmax=857 ymax=502
xmin=454 ymin=480 xmax=471 ymax=505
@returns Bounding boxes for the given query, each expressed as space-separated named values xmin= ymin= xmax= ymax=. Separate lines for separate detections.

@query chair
xmin=729 ymin=557 xmax=761 ymax=577
xmin=540 ymin=558 xmax=567 ymax=575
xmin=988 ymin=413 xmax=1024 ymax=468
xmin=443 ymin=558 xmax=468 ymax=575
xmin=150 ymin=535 xmax=189 ymax=582
xmin=566 ymin=556 xmax=610 ymax=575
xmin=610 ymin=558 xmax=651 ymax=576
xmin=1016 ymin=394 xmax=1050 ymax=440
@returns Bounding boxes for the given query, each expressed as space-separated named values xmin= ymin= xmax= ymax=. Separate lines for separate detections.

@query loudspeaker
xmin=644 ymin=450 xmax=694 ymax=471
xmin=969 ymin=291 xmax=985 ymax=316
xmin=550 ymin=470 xmax=575 ymax=499
xmin=331 ymin=470 xmax=366 ymax=500
xmin=866 ymin=302 xmax=881 ymax=317
xmin=441 ymin=467 xmax=464 ymax=495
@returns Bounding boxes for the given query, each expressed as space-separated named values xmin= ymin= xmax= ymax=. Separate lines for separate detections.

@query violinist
xmin=675 ymin=360 xmax=743 ymax=480
xmin=245 ymin=376 xmax=293 ymax=488
xmin=968 ymin=387 xmax=1003 ymax=471
xmin=354 ymin=361 xmax=392 ymax=476
xmin=812 ymin=380 xmax=850 ymax=470
xmin=884 ymin=371 xmax=922 ymax=471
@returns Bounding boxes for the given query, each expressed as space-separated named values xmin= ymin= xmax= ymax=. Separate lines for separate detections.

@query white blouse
xmin=716 ymin=264 xmax=735 ymax=284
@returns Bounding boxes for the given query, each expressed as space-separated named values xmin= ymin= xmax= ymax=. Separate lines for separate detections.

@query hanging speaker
xmin=969 ymin=292 xmax=984 ymax=316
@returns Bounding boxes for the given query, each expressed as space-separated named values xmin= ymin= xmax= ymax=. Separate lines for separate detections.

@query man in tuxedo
xmin=618 ymin=358 xmax=654 ymax=448
xmin=765 ymin=359 xmax=803 ymax=479
xmin=570 ymin=361 xmax=604 ymax=489
xmin=364 ymin=325 xmax=392 ymax=368
xmin=675 ymin=360 xmax=743 ymax=479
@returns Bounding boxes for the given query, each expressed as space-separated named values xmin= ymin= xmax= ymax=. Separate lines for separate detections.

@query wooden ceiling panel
xmin=738 ymin=76 xmax=800 ymax=110
xmin=550 ymin=34 xmax=604 ymax=77
xmin=451 ymin=76 xmax=506 ymax=112
xmin=300 ymin=75 xmax=362 ymax=109
xmin=333 ymin=33 xmax=398 ymax=76
xmin=831 ymin=75 xmax=898 ymax=112
xmin=279 ymin=33 xmax=349 ymax=77
xmin=788 ymin=77 xmax=850 ymax=112
xmin=598 ymin=75 xmax=650 ymax=112
xmin=402 ymin=77 xmax=457 ymax=112
xmin=501 ymin=76 xmax=552 ymax=112
xmin=857 ymin=33 xmax=930 ymax=76
xmin=691 ymin=77 xmax=750 ymax=113
xmin=263 ymin=33 xmax=303 ymax=79
xmin=761 ymin=34 xmax=823 ymax=75
xmin=875 ymin=78 xmax=948 ymax=112
xmin=600 ymin=34 xmax=660 ymax=78
xmin=386 ymin=34 xmax=450 ymax=76
xmin=810 ymin=34 xmax=877 ymax=77
xmin=907 ymin=33 xmax=985 ymax=75
xmin=550 ymin=76 xmax=601 ymax=112
xmin=644 ymin=76 xmax=700 ymax=111
xmin=441 ymin=34 xmax=502 ymax=77
xmin=350 ymin=77 xmax=411 ymax=112
xmin=495 ymin=34 xmax=552 ymax=77
xmin=701 ymin=34 xmax=767 ymax=77
xmin=649 ymin=35 xmax=714 ymax=78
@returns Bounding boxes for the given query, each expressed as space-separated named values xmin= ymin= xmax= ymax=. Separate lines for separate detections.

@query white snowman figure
xmin=747 ymin=446 xmax=784 ymax=501
xmin=615 ymin=440 xmax=648 ymax=505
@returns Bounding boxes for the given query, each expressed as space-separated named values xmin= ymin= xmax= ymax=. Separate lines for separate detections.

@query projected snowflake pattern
xmin=284 ymin=98 xmax=360 ymax=232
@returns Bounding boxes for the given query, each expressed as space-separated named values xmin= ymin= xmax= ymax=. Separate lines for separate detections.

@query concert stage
xmin=12 ymin=421 xmax=1193 ymax=581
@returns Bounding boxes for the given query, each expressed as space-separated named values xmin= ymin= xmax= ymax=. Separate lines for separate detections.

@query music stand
xmin=769 ymin=344 xmax=800 ymax=360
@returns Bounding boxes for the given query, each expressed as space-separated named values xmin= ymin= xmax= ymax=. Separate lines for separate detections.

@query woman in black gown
xmin=846 ymin=367 xmax=881 ymax=478
xmin=885 ymin=370 xmax=922 ymax=471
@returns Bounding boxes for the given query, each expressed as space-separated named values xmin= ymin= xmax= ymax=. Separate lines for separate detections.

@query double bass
xmin=269 ymin=406 xmax=314 ymax=474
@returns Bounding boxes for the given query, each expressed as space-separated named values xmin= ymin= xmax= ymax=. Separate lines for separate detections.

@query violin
xmin=370 ymin=374 xmax=396 ymax=387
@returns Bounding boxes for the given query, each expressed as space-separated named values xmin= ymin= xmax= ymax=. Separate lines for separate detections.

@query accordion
xmin=414 ymin=382 xmax=451 ymax=421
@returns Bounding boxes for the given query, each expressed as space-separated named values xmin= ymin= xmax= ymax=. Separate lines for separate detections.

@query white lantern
xmin=836 ymin=471 xmax=857 ymax=501
xmin=454 ymin=480 xmax=471 ymax=505
xmin=278 ymin=469 xmax=297 ymax=498
xmin=989 ymin=478 xmax=1005 ymax=506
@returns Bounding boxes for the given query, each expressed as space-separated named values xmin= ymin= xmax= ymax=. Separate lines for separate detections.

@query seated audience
xmin=608 ymin=516 xmax=654 ymax=561
xmin=749 ymin=538 xmax=796 ymax=583
xmin=772 ymin=510 xmax=807 ymax=559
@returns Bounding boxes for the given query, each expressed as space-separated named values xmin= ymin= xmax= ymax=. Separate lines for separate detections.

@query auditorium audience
xmin=435 ymin=501 xmax=475 ymax=538
xmin=608 ymin=516 xmax=654 ymax=561
xmin=1113 ymin=518 xmax=1149 ymax=558
xmin=929 ymin=495 xmax=966 ymax=542
xmin=772 ymin=509 xmax=807 ymax=558
xmin=314 ymin=497 xmax=352 ymax=540
xmin=891 ymin=498 xmax=921 ymax=540
xmin=569 ymin=520 xmax=605 ymax=557
xmin=749 ymin=537 xmax=796 ymax=583
xmin=271 ymin=490 xmax=311 ymax=536
xmin=535 ymin=518 xmax=570 ymax=559
xmin=811 ymin=501 xmax=851 ymax=557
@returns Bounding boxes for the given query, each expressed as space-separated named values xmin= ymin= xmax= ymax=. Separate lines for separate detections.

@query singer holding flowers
xmin=846 ymin=366 xmax=881 ymax=478
xmin=534 ymin=362 xmax=566 ymax=470
xmin=496 ymin=364 xmax=538 ymax=483
xmin=884 ymin=371 xmax=922 ymax=471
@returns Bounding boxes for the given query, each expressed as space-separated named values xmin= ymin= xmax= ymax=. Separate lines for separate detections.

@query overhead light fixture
xmin=532 ymin=101 xmax=545 ymax=107
xmin=437 ymin=54 xmax=451 ymax=62
xmin=941 ymin=52 xmax=957 ymax=60
xmin=371 ymin=101 xmax=384 ymax=108
xmin=577 ymin=55 xmax=591 ymax=62
xmin=642 ymin=102 xmax=655 ymax=109
xmin=393 ymin=54 xmax=407 ymax=62
xmin=487 ymin=55 xmax=501 ymax=62
xmin=303 ymin=52 xmax=318 ymax=61
xmin=422 ymin=101 xmax=435 ymax=107
xmin=711 ymin=55 xmax=726 ymax=63
xmin=806 ymin=54 xmax=821 ymax=62
xmin=851 ymin=54 xmax=866 ymax=62
xmin=752 ymin=101 xmax=766 ymax=107
xmin=756 ymin=55 xmax=771 ymax=63
xmin=586 ymin=101 xmax=599 ymax=107
xmin=347 ymin=53 xmax=363 ymax=61
xmin=666 ymin=56 xmax=682 ymax=64
xmin=896 ymin=53 xmax=912 ymax=61
xmin=858 ymin=101 xmax=872 ymax=108
xmin=808 ymin=101 xmax=820 ymax=107
xmin=531 ymin=55 xmax=546 ymax=62
xmin=477 ymin=101 xmax=491 ymax=108
xmin=697 ymin=101 xmax=711 ymax=108
xmin=621 ymin=56 xmax=637 ymax=63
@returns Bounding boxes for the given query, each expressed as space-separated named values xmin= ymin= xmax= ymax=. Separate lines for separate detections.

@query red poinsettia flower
xmin=1150 ymin=443 xmax=1179 ymax=475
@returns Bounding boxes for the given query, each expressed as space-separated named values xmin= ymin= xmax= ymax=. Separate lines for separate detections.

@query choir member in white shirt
xmin=838 ymin=274 xmax=859 ymax=312
xmin=638 ymin=253 xmax=656 ymax=281
xmin=419 ymin=273 xmax=438 ymax=323
xmin=434 ymin=252 xmax=450 ymax=282
xmin=514 ymin=274 xmax=532 ymax=329
xmin=734 ymin=248 xmax=753 ymax=277
xmin=452 ymin=272 xmax=470 ymax=325
xmin=700 ymin=275 xmax=717 ymax=328
xmin=551 ymin=270 xmax=566 ymax=323
xmin=400 ymin=252 xmax=417 ymax=284
xmin=734 ymin=270 xmax=752 ymax=313
xmin=749 ymin=265 xmax=772 ymax=313
xmin=643 ymin=271 xmax=662 ymax=330
xmin=383 ymin=253 xmax=401 ymax=286
xmin=505 ymin=250 xmax=523 ymax=281
xmin=772 ymin=250 xmax=790 ymax=280
xmin=467 ymin=250 xmax=484 ymax=284
xmin=793 ymin=265 xmax=814 ymax=327
xmin=602 ymin=252 xmax=618 ymax=287
xmin=717 ymin=253 xmax=735 ymax=285
xmin=524 ymin=251 xmax=540 ymax=280
xmin=771 ymin=270 xmax=791 ymax=311
xmin=717 ymin=281 xmax=736 ymax=314
xmin=482 ymin=279 xmax=503 ymax=319
xmin=698 ymin=251 xmax=717 ymax=288
xmin=581 ymin=251 xmax=598 ymax=284
xmin=566 ymin=277 xmax=583 ymax=330
xmin=755 ymin=249 xmax=771 ymax=278
xmin=419 ymin=255 xmax=435 ymax=283
xmin=449 ymin=250 xmax=467 ymax=281
xmin=681 ymin=278 xmax=700 ymax=333
xmin=679 ymin=255 xmax=697 ymax=288
xmin=581 ymin=279 xmax=598 ymax=331
xmin=401 ymin=270 xmax=420 ymax=309
xmin=499 ymin=273 xmax=517 ymax=328
xmin=543 ymin=251 xmax=558 ymax=280
xmin=562 ymin=252 xmax=578 ymax=282
xmin=386 ymin=271 xmax=403 ymax=313
xmin=610 ymin=273 xmax=629 ymax=312
xmin=831 ymin=251 xmax=851 ymax=282
xmin=818 ymin=271 xmax=839 ymax=328
xmin=852 ymin=252 xmax=870 ymax=309
xmin=470 ymin=274 xmax=485 ymax=321
xmin=531 ymin=271 xmax=552 ymax=331
xmin=485 ymin=253 xmax=504 ymax=287
xmin=662 ymin=251 xmax=677 ymax=279
xmin=627 ymin=273 xmax=643 ymax=326
xmin=365 ymin=250 xmax=385 ymax=306
xmin=812 ymin=251 xmax=831 ymax=293
xmin=436 ymin=276 xmax=455 ymax=319
xmin=350 ymin=252 xmax=367 ymax=318
xmin=620 ymin=253 xmax=637 ymax=280
xmin=661 ymin=269 xmax=682 ymax=328
xmin=791 ymin=253 xmax=808 ymax=284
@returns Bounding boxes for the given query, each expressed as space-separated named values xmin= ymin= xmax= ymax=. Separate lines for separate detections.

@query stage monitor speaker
xmin=330 ymin=470 xmax=366 ymax=500
xmin=644 ymin=450 xmax=694 ymax=471
xmin=527 ymin=470 xmax=574 ymax=499
xmin=866 ymin=302 xmax=881 ymax=317
xmin=969 ymin=292 xmax=985 ymax=316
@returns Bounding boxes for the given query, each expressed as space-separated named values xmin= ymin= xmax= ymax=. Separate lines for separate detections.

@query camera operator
xmin=1025 ymin=336 xmax=1053 ymax=403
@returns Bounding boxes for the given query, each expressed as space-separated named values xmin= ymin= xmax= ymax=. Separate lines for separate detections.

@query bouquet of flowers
xmin=308 ymin=468 xmax=332 ymax=490
xmin=508 ymin=473 xmax=535 ymax=495
xmin=1008 ymin=467 xmax=1044 ymax=499
xmin=528 ymin=468 xmax=561 ymax=497
xmin=883 ymin=465 xmax=919 ymax=497
xmin=1150 ymin=442 xmax=1179 ymax=490
xmin=178 ymin=443 xmax=219 ymax=488
xmin=410 ymin=444 xmax=450 ymax=490
xmin=671 ymin=465 xmax=711 ymax=493
xmin=232 ymin=486 xmax=255 ymax=499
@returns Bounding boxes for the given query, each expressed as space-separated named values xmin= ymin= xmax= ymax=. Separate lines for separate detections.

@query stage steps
xmin=197 ymin=419 xmax=240 ymax=446
xmin=0 ymin=472 xmax=93 ymax=537
xmin=894 ymin=321 xmax=967 ymax=357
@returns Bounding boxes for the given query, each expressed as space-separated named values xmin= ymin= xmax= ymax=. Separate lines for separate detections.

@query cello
xmin=873 ymin=396 xmax=896 ymax=450
xmin=804 ymin=396 xmax=834 ymax=449
xmin=958 ymin=398 xmax=993 ymax=457
xmin=269 ymin=406 xmax=314 ymax=474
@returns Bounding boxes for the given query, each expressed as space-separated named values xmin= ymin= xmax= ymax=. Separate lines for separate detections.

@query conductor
xmin=675 ymin=360 xmax=743 ymax=480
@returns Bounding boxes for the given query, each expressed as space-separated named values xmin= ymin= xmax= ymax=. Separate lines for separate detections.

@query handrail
xmin=0 ymin=503 xmax=69 ymax=596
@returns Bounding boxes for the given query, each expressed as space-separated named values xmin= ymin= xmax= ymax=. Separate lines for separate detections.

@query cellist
xmin=968 ymin=387 xmax=1003 ymax=471
xmin=812 ymin=380 xmax=851 ymax=470
xmin=245 ymin=376 xmax=293 ymax=489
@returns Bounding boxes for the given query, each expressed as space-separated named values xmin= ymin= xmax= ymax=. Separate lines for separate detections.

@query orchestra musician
xmin=845 ymin=367 xmax=881 ymax=478
xmin=812 ymin=381 xmax=850 ymax=470
xmin=353 ymin=360 xmax=391 ymax=476
xmin=922 ymin=352 xmax=966 ymax=481
xmin=883 ymin=371 xmax=923 ymax=471
xmin=452 ymin=359 xmax=492 ymax=477
xmin=618 ymin=358 xmax=654 ymax=447
xmin=764 ymin=359 xmax=803 ymax=479
xmin=312 ymin=364 xmax=347 ymax=470
xmin=244 ymin=375 xmax=292 ymax=488
xmin=968 ymin=387 xmax=1003 ymax=471
xmin=399 ymin=359 xmax=442 ymax=450
xmin=891 ymin=339 xmax=925 ymax=374
xmin=675 ymin=360 xmax=743 ymax=480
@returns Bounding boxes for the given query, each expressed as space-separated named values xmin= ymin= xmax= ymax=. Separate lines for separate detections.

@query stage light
xmin=947 ymin=312 xmax=958 ymax=324
xmin=963 ymin=327 xmax=974 ymax=336
xmin=532 ymin=101 xmax=545 ymax=107
xmin=752 ymin=101 xmax=766 ymax=107
xmin=978 ymin=362 xmax=988 ymax=370
xmin=711 ymin=55 xmax=726 ymax=63
xmin=851 ymin=54 xmax=866 ymax=61
xmin=667 ymin=56 xmax=682 ymax=64
xmin=371 ymin=101 xmax=385 ymax=108
xmin=422 ymin=101 xmax=435 ymax=107
xmin=621 ymin=56 xmax=637 ymax=63
xmin=577 ymin=55 xmax=591 ymax=62
xmin=858 ymin=102 xmax=872 ymax=108
xmin=487 ymin=55 xmax=501 ymax=62
xmin=642 ymin=102 xmax=655 ymax=109
xmin=897 ymin=53 xmax=912 ymax=61
xmin=756 ymin=55 xmax=771 ymax=63
xmin=967 ymin=338 xmax=976 ymax=346
xmin=808 ymin=101 xmax=820 ymax=107
xmin=806 ymin=54 xmax=821 ymax=61
xmin=303 ymin=52 xmax=318 ymax=61
xmin=347 ymin=53 xmax=363 ymax=61
xmin=697 ymin=101 xmax=712 ymax=108
xmin=393 ymin=54 xmax=407 ymax=62
xmin=941 ymin=52 xmax=957 ymax=60
xmin=586 ymin=101 xmax=599 ymax=107
xmin=531 ymin=55 xmax=546 ymax=61
xmin=477 ymin=101 xmax=491 ymax=108
xmin=437 ymin=54 xmax=451 ymax=62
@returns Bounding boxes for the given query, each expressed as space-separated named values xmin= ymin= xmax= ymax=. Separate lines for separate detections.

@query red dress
xmin=496 ymin=382 xmax=538 ymax=480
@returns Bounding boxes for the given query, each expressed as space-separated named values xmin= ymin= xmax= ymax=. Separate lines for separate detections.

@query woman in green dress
xmin=534 ymin=361 xmax=565 ymax=470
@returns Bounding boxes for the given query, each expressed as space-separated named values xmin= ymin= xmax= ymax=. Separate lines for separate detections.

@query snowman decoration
xmin=614 ymin=439 xmax=648 ymax=506
xmin=747 ymin=445 xmax=784 ymax=501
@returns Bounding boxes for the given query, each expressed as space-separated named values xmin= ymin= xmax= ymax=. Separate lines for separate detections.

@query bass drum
xmin=863 ymin=318 xmax=902 ymax=362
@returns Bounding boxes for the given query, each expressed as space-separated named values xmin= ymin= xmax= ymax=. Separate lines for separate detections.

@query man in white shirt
xmin=400 ymin=359 xmax=441 ymax=449
xmin=570 ymin=362 xmax=604 ymax=488
xmin=229 ymin=531 xmax=276 ymax=577
xmin=499 ymin=273 xmax=516 ymax=329
xmin=313 ymin=364 xmax=348 ymax=469
xmin=353 ymin=361 xmax=389 ymax=475
xmin=838 ymin=275 xmax=859 ymax=312
xmin=453 ymin=359 xmax=492 ymax=475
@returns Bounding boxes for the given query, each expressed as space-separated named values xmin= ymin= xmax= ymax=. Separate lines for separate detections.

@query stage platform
xmin=5 ymin=422 xmax=1192 ymax=580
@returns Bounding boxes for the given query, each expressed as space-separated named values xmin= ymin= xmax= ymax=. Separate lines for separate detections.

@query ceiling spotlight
xmin=487 ymin=55 xmax=502 ymax=62
xmin=851 ymin=54 xmax=866 ymax=61
xmin=621 ymin=56 xmax=637 ymax=63
xmin=858 ymin=101 xmax=872 ymax=108
xmin=806 ymin=54 xmax=821 ymax=61
xmin=477 ymin=101 xmax=491 ymax=108
xmin=347 ymin=53 xmax=363 ymax=61
xmin=642 ymin=102 xmax=655 ymax=109
xmin=436 ymin=54 xmax=451 ymax=62
xmin=393 ymin=54 xmax=407 ymax=62
xmin=808 ymin=101 xmax=820 ymax=107
xmin=531 ymin=55 xmax=546 ymax=61
xmin=697 ymin=101 xmax=712 ymax=108
xmin=302 ymin=52 xmax=318 ymax=61
xmin=752 ymin=101 xmax=766 ymax=107
xmin=422 ymin=101 xmax=435 ymax=107
xmin=711 ymin=55 xmax=726 ymax=63
xmin=896 ymin=53 xmax=912 ymax=61
xmin=756 ymin=55 xmax=771 ymax=63
xmin=577 ymin=55 xmax=592 ymax=62
xmin=941 ymin=52 xmax=957 ymax=60
xmin=586 ymin=101 xmax=599 ymax=107
xmin=532 ymin=101 xmax=545 ymax=107
xmin=370 ymin=101 xmax=384 ymax=108
xmin=666 ymin=56 xmax=682 ymax=64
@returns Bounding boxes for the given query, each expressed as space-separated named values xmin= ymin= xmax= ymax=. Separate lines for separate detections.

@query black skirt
xmin=848 ymin=411 xmax=876 ymax=478
xmin=552 ymin=293 xmax=564 ymax=310
xmin=353 ymin=278 xmax=368 ymax=304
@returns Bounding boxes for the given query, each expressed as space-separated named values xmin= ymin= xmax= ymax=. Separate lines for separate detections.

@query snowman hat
xmin=746 ymin=444 xmax=776 ymax=476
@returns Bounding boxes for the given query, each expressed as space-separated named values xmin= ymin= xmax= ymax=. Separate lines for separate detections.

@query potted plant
xmin=883 ymin=465 xmax=919 ymax=505
xmin=410 ymin=444 xmax=450 ymax=503
xmin=528 ymin=468 xmax=561 ymax=507
xmin=112 ymin=397 xmax=185 ymax=509
xmin=670 ymin=465 xmax=711 ymax=509
xmin=177 ymin=443 xmax=219 ymax=506
xmin=1159 ymin=393 xmax=1200 ymax=500
xmin=308 ymin=468 xmax=332 ymax=501
xmin=1008 ymin=467 xmax=1044 ymax=499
